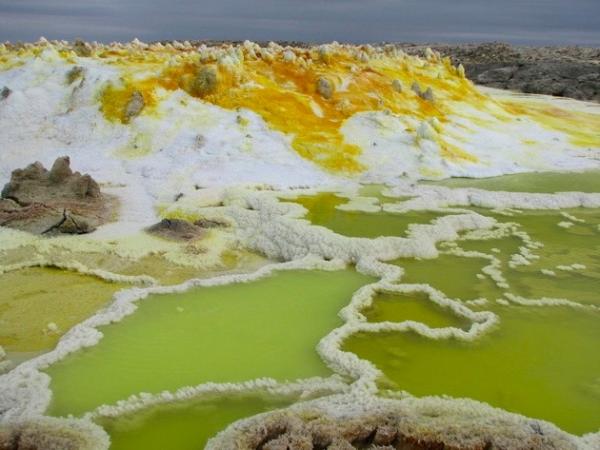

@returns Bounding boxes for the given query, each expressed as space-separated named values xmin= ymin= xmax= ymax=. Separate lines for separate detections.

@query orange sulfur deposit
xmin=94 ymin=43 xmax=484 ymax=173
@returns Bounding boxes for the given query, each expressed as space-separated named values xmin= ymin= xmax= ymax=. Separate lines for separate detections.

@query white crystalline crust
xmin=384 ymin=184 xmax=600 ymax=212
xmin=2 ymin=183 xmax=600 ymax=449
xmin=88 ymin=376 xmax=349 ymax=420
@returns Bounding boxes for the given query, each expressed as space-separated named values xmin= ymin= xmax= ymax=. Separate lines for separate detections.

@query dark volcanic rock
xmin=0 ymin=86 xmax=10 ymax=100
xmin=0 ymin=156 xmax=114 ymax=235
xmin=399 ymin=42 xmax=600 ymax=102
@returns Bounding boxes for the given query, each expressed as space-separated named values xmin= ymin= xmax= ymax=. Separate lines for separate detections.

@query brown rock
xmin=48 ymin=156 xmax=73 ymax=183
xmin=373 ymin=425 xmax=397 ymax=445
xmin=146 ymin=219 xmax=205 ymax=241
xmin=210 ymin=404 xmax=577 ymax=450
xmin=0 ymin=157 xmax=113 ymax=235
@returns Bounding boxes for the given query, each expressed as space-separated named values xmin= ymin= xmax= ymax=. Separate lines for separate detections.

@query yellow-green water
xmin=0 ymin=267 xmax=124 ymax=353
xmin=343 ymin=208 xmax=600 ymax=434
xmin=97 ymin=392 xmax=296 ymax=450
xmin=46 ymin=269 xmax=374 ymax=417
xmin=344 ymin=304 xmax=600 ymax=435
xmin=465 ymin=208 xmax=600 ymax=307
xmin=288 ymin=192 xmax=446 ymax=238
xmin=360 ymin=291 xmax=470 ymax=329
xmin=393 ymin=254 xmax=502 ymax=301
xmin=425 ymin=170 xmax=600 ymax=193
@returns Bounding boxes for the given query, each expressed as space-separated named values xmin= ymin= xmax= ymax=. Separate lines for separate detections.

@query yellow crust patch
xmin=501 ymin=101 xmax=600 ymax=148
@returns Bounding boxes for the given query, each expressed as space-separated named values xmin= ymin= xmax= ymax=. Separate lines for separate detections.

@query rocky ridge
xmin=398 ymin=42 xmax=600 ymax=102
xmin=0 ymin=157 xmax=114 ymax=234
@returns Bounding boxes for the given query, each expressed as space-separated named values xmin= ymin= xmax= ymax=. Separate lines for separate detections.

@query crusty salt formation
xmin=0 ymin=416 xmax=108 ymax=450
xmin=206 ymin=394 xmax=579 ymax=450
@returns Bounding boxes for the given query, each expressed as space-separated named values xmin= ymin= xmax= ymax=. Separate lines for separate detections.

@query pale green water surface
xmin=98 ymin=392 xmax=296 ymax=450
xmin=46 ymin=269 xmax=374 ymax=417
xmin=288 ymin=192 xmax=447 ymax=238
xmin=425 ymin=170 xmax=600 ymax=193
xmin=344 ymin=304 xmax=600 ymax=435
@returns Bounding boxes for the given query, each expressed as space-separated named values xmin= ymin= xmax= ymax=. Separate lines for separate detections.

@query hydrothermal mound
xmin=1 ymin=40 xmax=600 ymax=450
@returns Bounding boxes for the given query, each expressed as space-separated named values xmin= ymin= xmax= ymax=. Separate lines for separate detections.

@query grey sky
xmin=1 ymin=0 xmax=599 ymax=45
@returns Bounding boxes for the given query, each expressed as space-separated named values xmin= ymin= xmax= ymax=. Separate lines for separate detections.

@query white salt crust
xmin=503 ymin=293 xmax=598 ymax=311
xmin=384 ymin=184 xmax=600 ymax=213
xmin=88 ymin=376 xmax=349 ymax=420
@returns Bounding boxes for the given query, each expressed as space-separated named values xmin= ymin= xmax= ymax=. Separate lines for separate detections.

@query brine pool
xmin=1 ymin=171 xmax=600 ymax=448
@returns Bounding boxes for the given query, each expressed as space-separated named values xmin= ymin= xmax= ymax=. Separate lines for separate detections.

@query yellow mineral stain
xmin=99 ymin=81 xmax=157 ymax=124
xmin=500 ymin=100 xmax=600 ymax=148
